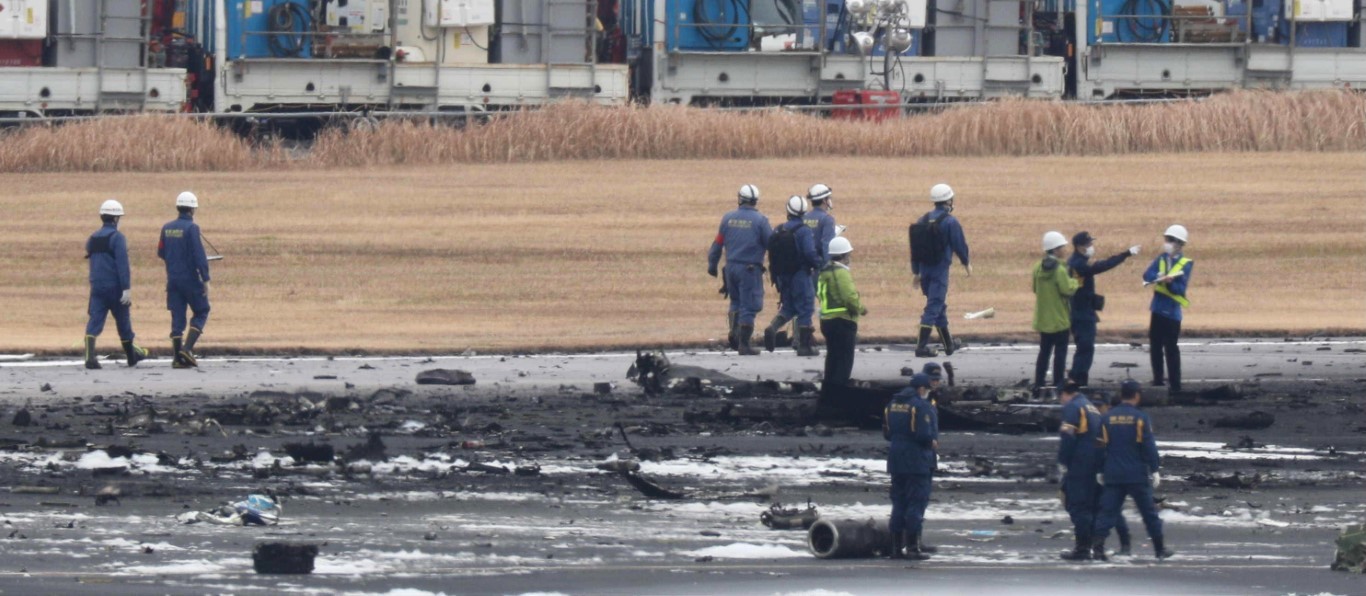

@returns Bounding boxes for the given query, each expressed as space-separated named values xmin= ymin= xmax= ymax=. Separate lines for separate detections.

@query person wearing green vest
xmin=1033 ymin=231 xmax=1081 ymax=396
xmin=817 ymin=236 xmax=867 ymax=412
xmin=1142 ymin=225 xmax=1194 ymax=393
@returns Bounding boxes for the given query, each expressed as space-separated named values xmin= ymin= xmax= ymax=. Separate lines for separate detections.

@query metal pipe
xmin=807 ymin=518 xmax=893 ymax=559
xmin=214 ymin=0 xmax=228 ymax=113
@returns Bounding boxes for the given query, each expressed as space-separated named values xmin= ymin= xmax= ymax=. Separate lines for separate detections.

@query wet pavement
xmin=0 ymin=338 xmax=1363 ymax=595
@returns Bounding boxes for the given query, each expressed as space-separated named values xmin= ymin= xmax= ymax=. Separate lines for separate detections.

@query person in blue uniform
xmin=804 ymin=183 xmax=837 ymax=266
xmin=884 ymin=373 xmax=939 ymax=560
xmin=159 ymin=191 xmax=212 ymax=368
xmin=910 ymin=184 xmax=970 ymax=358
xmin=84 ymin=200 xmax=148 ymax=370
xmin=921 ymin=361 xmax=944 ymax=395
xmin=1066 ymin=231 xmax=1140 ymax=388
xmin=1096 ymin=392 xmax=1133 ymax=557
xmin=1143 ymin=225 xmax=1193 ymax=393
xmin=801 ymin=184 xmax=837 ymax=355
xmin=708 ymin=184 xmax=773 ymax=356
xmin=1093 ymin=379 xmax=1174 ymax=560
xmin=763 ymin=196 xmax=823 ymax=356
xmin=1056 ymin=381 xmax=1103 ymax=561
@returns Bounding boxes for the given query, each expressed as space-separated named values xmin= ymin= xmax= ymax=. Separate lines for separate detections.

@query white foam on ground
xmin=111 ymin=558 xmax=241 ymax=575
xmin=682 ymin=542 xmax=807 ymax=559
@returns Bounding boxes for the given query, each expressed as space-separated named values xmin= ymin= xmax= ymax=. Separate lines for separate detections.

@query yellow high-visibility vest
xmin=1154 ymin=257 xmax=1191 ymax=307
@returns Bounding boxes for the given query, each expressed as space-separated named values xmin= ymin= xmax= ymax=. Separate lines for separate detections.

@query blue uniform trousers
xmin=1095 ymin=482 xmax=1162 ymax=542
xmin=725 ymin=264 xmax=765 ymax=326
xmin=1063 ymin=473 xmax=1099 ymax=538
xmin=918 ymin=272 xmax=949 ymax=327
xmin=1070 ymin=319 xmax=1098 ymax=385
xmin=776 ymin=271 xmax=815 ymax=327
xmin=87 ymin=286 xmax=134 ymax=340
xmin=167 ymin=280 xmax=211 ymax=337
xmin=890 ymin=473 xmax=932 ymax=535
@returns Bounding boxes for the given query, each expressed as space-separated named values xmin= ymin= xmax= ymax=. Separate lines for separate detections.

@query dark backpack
xmin=768 ymin=223 xmax=803 ymax=280
xmin=909 ymin=215 xmax=946 ymax=266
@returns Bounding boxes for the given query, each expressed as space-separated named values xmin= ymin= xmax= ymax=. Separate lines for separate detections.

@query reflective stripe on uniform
xmin=1155 ymin=257 xmax=1191 ymax=307
xmin=817 ymin=277 xmax=847 ymax=315
xmin=1136 ymin=419 xmax=1145 ymax=443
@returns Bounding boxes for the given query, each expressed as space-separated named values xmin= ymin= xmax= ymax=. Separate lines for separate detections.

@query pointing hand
xmin=1129 ymin=245 xmax=1141 ymax=256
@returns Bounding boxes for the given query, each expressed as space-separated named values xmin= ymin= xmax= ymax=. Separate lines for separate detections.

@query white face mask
xmin=1084 ymin=246 xmax=1096 ymax=258
xmin=1163 ymin=243 xmax=1176 ymax=255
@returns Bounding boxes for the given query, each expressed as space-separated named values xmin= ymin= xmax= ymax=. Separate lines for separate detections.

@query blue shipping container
xmin=227 ymin=0 xmax=313 ymax=59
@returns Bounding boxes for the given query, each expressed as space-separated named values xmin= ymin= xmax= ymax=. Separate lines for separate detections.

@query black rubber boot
xmin=736 ymin=325 xmax=760 ymax=356
xmin=1154 ymin=537 xmax=1174 ymax=560
xmin=184 ymin=327 xmax=202 ymax=352
xmin=1091 ymin=537 xmax=1109 ymax=562
xmin=172 ymin=336 xmax=191 ymax=369
xmin=121 ymin=340 xmax=147 ymax=367
xmin=937 ymin=325 xmax=960 ymax=356
xmin=914 ymin=326 xmax=937 ymax=358
xmin=763 ymin=315 xmax=790 ymax=353
xmin=917 ymin=530 xmax=938 ymax=553
xmin=889 ymin=530 xmax=905 ymax=559
xmin=1061 ymin=534 xmax=1092 ymax=561
xmin=905 ymin=532 xmax=931 ymax=561
xmin=84 ymin=335 xmax=101 ymax=370
xmin=796 ymin=326 xmax=819 ymax=357
xmin=726 ymin=313 xmax=739 ymax=351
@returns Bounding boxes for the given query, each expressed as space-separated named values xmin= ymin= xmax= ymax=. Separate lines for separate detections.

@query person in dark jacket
xmin=910 ymin=184 xmax=970 ymax=358
xmin=764 ymin=196 xmax=823 ymax=356
xmin=1067 ymin=232 xmax=1140 ymax=387
xmin=708 ymin=184 xmax=773 ymax=355
xmin=1093 ymin=379 xmax=1174 ymax=561
xmin=1096 ymin=392 xmax=1134 ymax=557
xmin=804 ymin=183 xmax=837 ymax=266
xmin=84 ymin=200 xmax=148 ymax=369
xmin=1056 ymin=381 xmax=1103 ymax=561
xmin=884 ymin=373 xmax=939 ymax=560
xmin=159 ymin=191 xmax=212 ymax=368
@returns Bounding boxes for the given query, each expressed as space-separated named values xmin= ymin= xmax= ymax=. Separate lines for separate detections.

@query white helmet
xmin=176 ymin=191 xmax=199 ymax=208
xmin=1042 ymin=231 xmax=1068 ymax=252
xmin=828 ymin=236 xmax=853 ymax=256
xmin=1164 ymin=224 xmax=1189 ymax=244
xmin=99 ymin=200 xmax=124 ymax=216
xmin=738 ymin=184 xmax=760 ymax=204
xmin=786 ymin=195 xmax=809 ymax=217
xmin=930 ymin=183 xmax=955 ymax=203
xmin=807 ymin=183 xmax=832 ymax=204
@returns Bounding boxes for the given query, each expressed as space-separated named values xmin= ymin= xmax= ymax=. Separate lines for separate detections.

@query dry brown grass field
xmin=1 ymin=152 xmax=1362 ymax=354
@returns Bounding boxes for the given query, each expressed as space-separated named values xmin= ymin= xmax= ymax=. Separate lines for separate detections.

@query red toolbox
xmin=830 ymin=90 xmax=901 ymax=122
xmin=0 ymin=40 xmax=43 ymax=67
